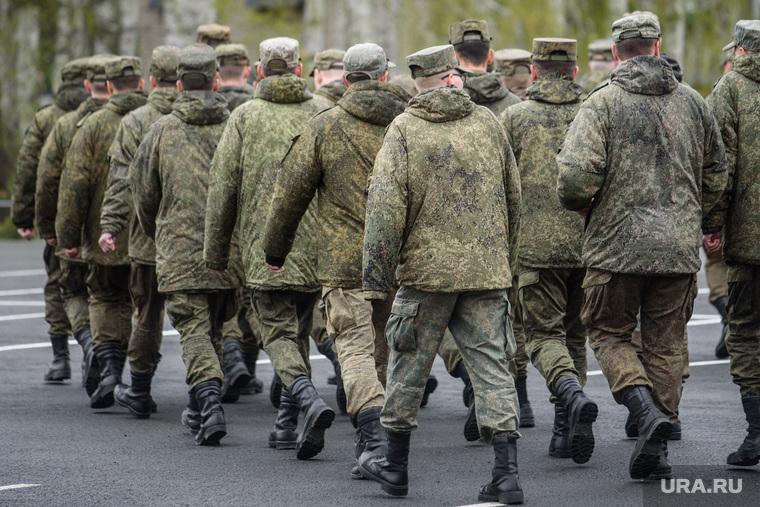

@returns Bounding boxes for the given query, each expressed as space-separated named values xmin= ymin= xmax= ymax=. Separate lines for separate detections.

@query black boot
xmin=549 ymin=403 xmax=571 ymax=458
xmin=75 ymin=327 xmax=100 ymax=395
xmin=358 ymin=406 xmax=387 ymax=461
xmin=464 ymin=389 xmax=480 ymax=442
xmin=114 ymin=369 xmax=154 ymax=418
xmin=452 ymin=360 xmax=473 ymax=408
xmin=317 ymin=338 xmax=346 ymax=414
xmin=192 ymin=380 xmax=226 ymax=445
xmin=220 ymin=339 xmax=251 ymax=403
xmin=627 ymin=409 xmax=681 ymax=441
xmin=240 ymin=348 xmax=264 ymax=395
xmin=553 ymin=376 xmax=598 ymax=464
xmin=90 ymin=344 xmax=124 ymax=409
xmin=181 ymin=393 xmax=201 ymax=435
xmin=269 ymin=387 xmax=299 ymax=449
xmin=44 ymin=334 xmax=71 ymax=382
xmin=270 ymin=372 xmax=283 ymax=409
xmin=289 ymin=376 xmax=335 ymax=460
xmin=359 ymin=429 xmax=410 ymax=497
xmin=713 ymin=296 xmax=730 ymax=359
xmin=478 ymin=435 xmax=524 ymax=504
xmin=516 ymin=373 xmax=535 ymax=428
xmin=727 ymin=395 xmax=760 ymax=466
xmin=420 ymin=375 xmax=438 ymax=408
xmin=648 ymin=441 xmax=672 ymax=480
xmin=623 ymin=386 xmax=672 ymax=479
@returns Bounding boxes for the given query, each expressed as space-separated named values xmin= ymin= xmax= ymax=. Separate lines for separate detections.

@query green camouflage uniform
xmin=577 ymin=69 xmax=611 ymax=97
xmin=310 ymin=48 xmax=348 ymax=107
xmin=557 ymin=54 xmax=727 ymax=421
xmin=464 ymin=71 xmax=521 ymax=116
xmin=578 ymin=39 xmax=614 ymax=98
xmin=313 ymin=80 xmax=348 ymax=107
xmin=218 ymin=84 xmax=254 ymax=112
xmin=493 ymin=48 xmax=532 ymax=101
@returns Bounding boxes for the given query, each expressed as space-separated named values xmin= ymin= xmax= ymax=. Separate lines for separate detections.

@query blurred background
xmin=1 ymin=0 xmax=758 ymax=235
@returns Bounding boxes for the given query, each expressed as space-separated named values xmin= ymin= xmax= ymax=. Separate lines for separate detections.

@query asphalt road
xmin=1 ymin=239 xmax=758 ymax=507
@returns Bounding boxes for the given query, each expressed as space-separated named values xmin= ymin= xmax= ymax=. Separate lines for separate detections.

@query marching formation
xmin=8 ymin=10 xmax=760 ymax=505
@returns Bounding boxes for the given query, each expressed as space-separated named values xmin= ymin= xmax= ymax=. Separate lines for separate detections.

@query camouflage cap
xmin=309 ymin=48 xmax=346 ymax=76
xmin=105 ymin=56 xmax=142 ymax=80
xmin=85 ymin=54 xmax=116 ymax=82
xmin=149 ymin=45 xmax=180 ymax=82
xmin=216 ymin=43 xmax=250 ymax=67
xmin=493 ymin=49 xmax=532 ymax=76
xmin=259 ymin=37 xmax=300 ymax=70
xmin=723 ymin=20 xmax=760 ymax=52
xmin=623 ymin=10 xmax=660 ymax=22
xmin=178 ymin=43 xmax=218 ymax=83
xmin=449 ymin=19 xmax=492 ymax=45
xmin=532 ymin=38 xmax=577 ymax=62
xmin=343 ymin=43 xmax=395 ymax=80
xmin=406 ymin=44 xmax=472 ymax=78
xmin=588 ymin=38 xmax=614 ymax=61
xmin=612 ymin=14 xmax=662 ymax=43
xmin=196 ymin=23 xmax=231 ymax=47
xmin=61 ymin=57 xmax=90 ymax=82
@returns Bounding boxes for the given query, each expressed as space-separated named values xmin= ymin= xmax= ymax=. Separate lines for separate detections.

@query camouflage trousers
xmin=251 ymin=289 xmax=318 ymax=388
xmin=507 ymin=282 xmax=530 ymax=378
xmin=164 ymin=289 xmax=236 ymax=391
xmin=726 ymin=263 xmax=760 ymax=397
xmin=57 ymin=258 xmax=89 ymax=334
xmin=323 ymin=287 xmax=386 ymax=416
xmin=86 ymin=263 xmax=132 ymax=352
xmin=312 ymin=298 xmax=328 ymax=348
xmin=222 ymin=287 xmax=262 ymax=352
xmin=43 ymin=243 xmax=71 ymax=336
xmin=370 ymin=290 xmax=392 ymax=388
xmin=126 ymin=262 xmax=165 ymax=374
xmin=581 ymin=269 xmax=697 ymax=423
xmin=381 ymin=286 xmax=519 ymax=443
xmin=704 ymin=245 xmax=728 ymax=303
xmin=519 ymin=267 xmax=587 ymax=397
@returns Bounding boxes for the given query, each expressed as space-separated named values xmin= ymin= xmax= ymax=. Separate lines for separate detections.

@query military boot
xmin=713 ymin=296 xmax=729 ymax=359
xmin=268 ymin=387 xmax=299 ymax=449
xmin=192 ymin=380 xmax=227 ymax=445
xmin=289 ymin=376 xmax=335 ymax=460
xmin=553 ymin=376 xmax=598 ymax=464
xmin=114 ymin=369 xmax=154 ymax=419
xmin=358 ymin=406 xmax=387 ymax=461
xmin=44 ymin=334 xmax=71 ymax=382
xmin=727 ymin=395 xmax=760 ymax=466
xmin=648 ymin=442 xmax=672 ymax=480
xmin=420 ymin=375 xmax=438 ymax=408
xmin=464 ymin=389 xmax=480 ymax=442
xmin=359 ymin=429 xmax=410 ymax=497
xmin=452 ymin=360 xmax=473 ymax=408
xmin=317 ymin=338 xmax=346 ymax=414
xmin=478 ymin=435 xmax=524 ymax=505
xmin=516 ymin=373 xmax=535 ymax=428
xmin=220 ymin=339 xmax=251 ymax=403
xmin=351 ymin=426 xmax=366 ymax=480
xmin=181 ymin=393 xmax=201 ymax=435
xmin=90 ymin=344 xmax=124 ymax=409
xmin=74 ymin=327 xmax=100 ymax=395
xmin=623 ymin=386 xmax=672 ymax=479
xmin=549 ymin=403 xmax=571 ymax=458
xmin=627 ymin=409 xmax=682 ymax=440
xmin=270 ymin=372 xmax=283 ymax=409
xmin=240 ymin=348 xmax=264 ymax=395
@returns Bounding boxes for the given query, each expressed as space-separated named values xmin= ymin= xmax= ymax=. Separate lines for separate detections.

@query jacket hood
xmin=255 ymin=74 xmax=313 ymax=104
xmin=148 ymin=86 xmax=180 ymax=115
xmin=219 ymin=84 xmax=254 ymax=98
xmin=610 ymin=55 xmax=678 ymax=96
xmin=526 ymin=73 xmax=583 ymax=104
xmin=54 ymin=81 xmax=89 ymax=111
xmin=78 ymin=96 xmax=109 ymax=116
xmin=338 ymin=80 xmax=411 ymax=126
xmin=732 ymin=53 xmax=760 ymax=83
xmin=171 ymin=90 xmax=229 ymax=125
xmin=315 ymin=80 xmax=348 ymax=103
xmin=406 ymin=86 xmax=475 ymax=123
xmin=106 ymin=89 xmax=149 ymax=115
xmin=464 ymin=71 xmax=510 ymax=103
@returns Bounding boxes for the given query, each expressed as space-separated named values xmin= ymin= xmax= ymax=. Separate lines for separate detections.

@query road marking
xmin=587 ymin=358 xmax=728 ymax=376
xmin=698 ymin=288 xmax=709 ymax=294
xmin=0 ymin=288 xmax=44 ymax=296
xmin=0 ymin=301 xmax=45 ymax=306
xmin=0 ymin=269 xmax=46 ymax=278
xmin=0 ymin=484 xmax=40 ymax=491
xmin=0 ymin=312 xmax=45 ymax=322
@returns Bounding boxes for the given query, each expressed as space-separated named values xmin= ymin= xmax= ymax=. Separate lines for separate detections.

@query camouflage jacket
xmin=705 ymin=53 xmax=760 ymax=265
xmin=57 ymin=90 xmax=148 ymax=266
xmin=100 ymin=87 xmax=178 ymax=265
xmin=363 ymin=86 xmax=521 ymax=298
xmin=219 ymin=84 xmax=254 ymax=112
xmin=502 ymin=73 xmax=584 ymax=269
xmin=133 ymin=90 xmax=243 ymax=293
xmin=464 ymin=71 xmax=521 ymax=116
xmin=577 ymin=69 xmax=611 ymax=98
xmin=557 ymin=56 xmax=727 ymax=275
xmin=313 ymin=80 xmax=348 ymax=107
xmin=12 ymin=82 xmax=89 ymax=228
xmin=204 ymin=75 xmax=327 ymax=291
xmin=263 ymin=80 xmax=411 ymax=289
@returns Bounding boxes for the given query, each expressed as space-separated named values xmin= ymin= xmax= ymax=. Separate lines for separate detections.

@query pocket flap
xmin=518 ymin=269 xmax=540 ymax=289
xmin=391 ymin=299 xmax=419 ymax=317
xmin=727 ymin=265 xmax=754 ymax=283
xmin=582 ymin=268 xmax=612 ymax=289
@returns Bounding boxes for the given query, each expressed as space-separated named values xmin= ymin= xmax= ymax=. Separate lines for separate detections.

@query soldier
xmin=133 ymin=43 xmax=241 ymax=445
xmin=493 ymin=48 xmax=532 ymax=99
xmin=216 ymin=43 xmax=254 ymax=111
xmin=36 ymin=55 xmax=113 ymax=393
xmin=56 ymin=55 xmax=148 ymax=410
xmin=262 ymin=42 xmax=410 ymax=476
xmin=12 ymin=57 xmax=89 ymax=383
xmin=502 ymin=38 xmax=596 ymax=464
xmin=96 ymin=45 xmax=180 ymax=418
xmin=359 ymin=44 xmax=524 ymax=504
xmin=196 ymin=23 xmax=231 ymax=48
xmin=311 ymin=48 xmax=347 ymax=106
xmin=449 ymin=19 xmax=521 ymax=115
xmin=204 ymin=37 xmax=335 ymax=460
xmin=557 ymin=14 xmax=727 ymax=480
xmin=577 ymin=39 xmax=616 ymax=97
xmin=704 ymin=19 xmax=760 ymax=469
xmin=389 ymin=74 xmax=417 ymax=96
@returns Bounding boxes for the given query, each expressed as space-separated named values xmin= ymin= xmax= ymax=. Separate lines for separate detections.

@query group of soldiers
xmin=9 ymin=10 xmax=760 ymax=505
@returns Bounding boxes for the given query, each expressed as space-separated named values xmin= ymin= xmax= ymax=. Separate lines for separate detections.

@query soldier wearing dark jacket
xmin=311 ymin=48 xmax=348 ymax=107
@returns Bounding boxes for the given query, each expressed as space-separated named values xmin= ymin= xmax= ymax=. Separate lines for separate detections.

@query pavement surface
xmin=1 ymin=239 xmax=759 ymax=507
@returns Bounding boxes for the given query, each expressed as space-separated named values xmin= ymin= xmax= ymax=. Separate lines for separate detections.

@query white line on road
xmin=0 ymin=301 xmax=45 ymax=306
xmin=586 ymin=358 xmax=729 ymax=376
xmin=0 ymin=288 xmax=44 ymax=296
xmin=0 ymin=484 xmax=40 ymax=491
xmin=0 ymin=312 xmax=45 ymax=322
xmin=0 ymin=269 xmax=46 ymax=278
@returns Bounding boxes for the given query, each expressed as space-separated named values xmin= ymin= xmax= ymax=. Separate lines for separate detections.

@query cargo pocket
xmin=727 ymin=265 xmax=754 ymax=283
xmin=385 ymin=299 xmax=419 ymax=353
xmin=518 ymin=269 xmax=540 ymax=290
xmin=581 ymin=268 xmax=612 ymax=289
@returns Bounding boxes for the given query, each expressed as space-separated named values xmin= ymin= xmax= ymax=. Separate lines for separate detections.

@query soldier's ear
xmin=572 ymin=66 xmax=579 ymax=79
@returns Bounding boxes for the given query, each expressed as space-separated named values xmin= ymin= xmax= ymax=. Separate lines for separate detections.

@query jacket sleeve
xmin=132 ymin=123 xmax=162 ymax=240
xmin=362 ymin=123 xmax=408 ymax=300
xmin=703 ymin=80 xmax=735 ymax=233
xmin=35 ymin=123 xmax=65 ymax=239
xmin=100 ymin=117 xmax=139 ymax=237
xmin=503 ymin=140 xmax=521 ymax=273
xmin=500 ymin=106 xmax=518 ymax=164
xmin=55 ymin=124 xmax=92 ymax=249
xmin=12 ymin=111 xmax=47 ymax=228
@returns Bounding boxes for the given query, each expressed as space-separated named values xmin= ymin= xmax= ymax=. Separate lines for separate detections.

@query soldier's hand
xmin=98 ymin=233 xmax=116 ymax=253
xmin=45 ymin=237 xmax=57 ymax=247
xmin=267 ymin=263 xmax=285 ymax=274
xmin=64 ymin=247 xmax=80 ymax=259
xmin=17 ymin=228 xmax=35 ymax=240
xmin=702 ymin=232 xmax=722 ymax=253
